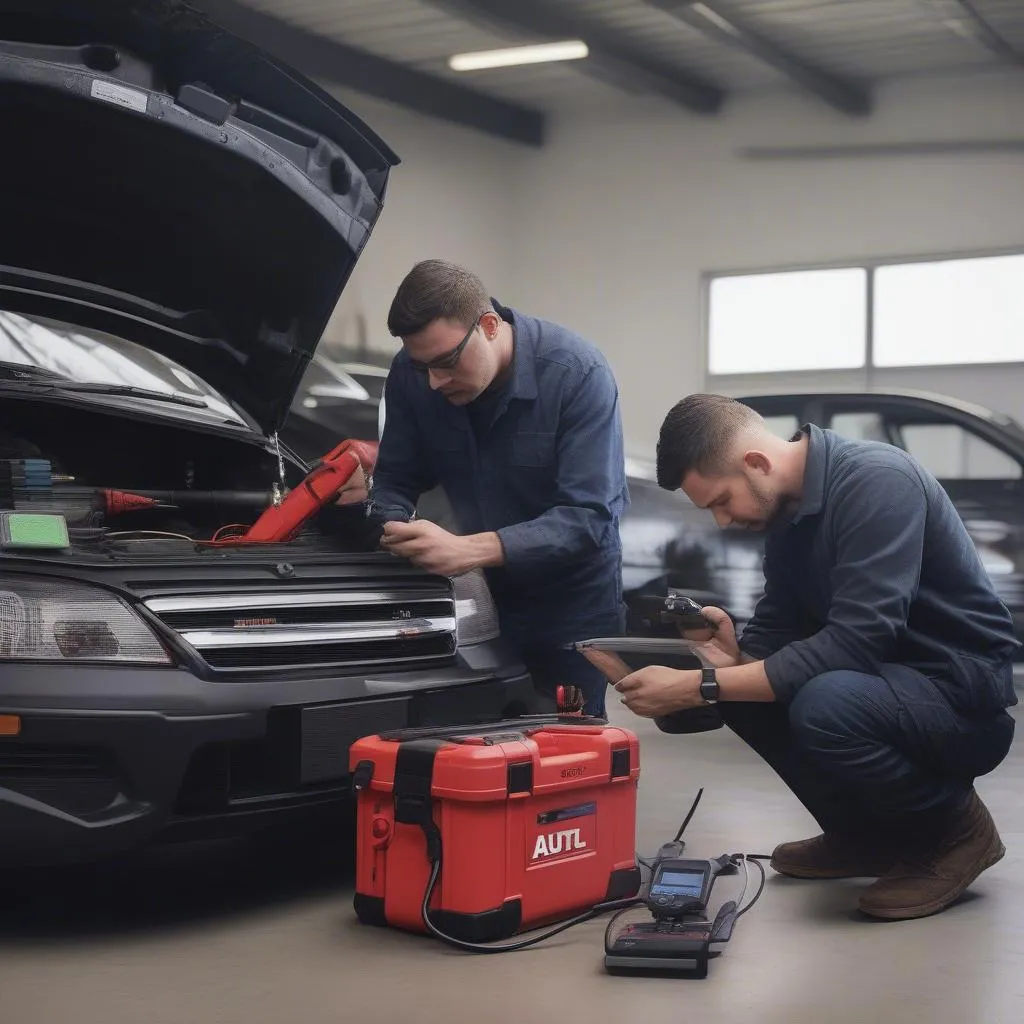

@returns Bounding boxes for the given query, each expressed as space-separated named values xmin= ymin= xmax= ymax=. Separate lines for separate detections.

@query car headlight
xmin=452 ymin=569 xmax=501 ymax=645
xmin=0 ymin=577 xmax=172 ymax=664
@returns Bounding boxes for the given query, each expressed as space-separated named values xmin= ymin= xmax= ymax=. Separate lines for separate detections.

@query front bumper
xmin=0 ymin=655 xmax=545 ymax=866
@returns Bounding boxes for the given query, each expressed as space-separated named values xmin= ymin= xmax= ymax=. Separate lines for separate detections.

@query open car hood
xmin=0 ymin=0 xmax=400 ymax=435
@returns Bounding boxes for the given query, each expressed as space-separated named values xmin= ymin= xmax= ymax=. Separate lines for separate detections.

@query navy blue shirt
xmin=368 ymin=300 xmax=629 ymax=649
xmin=740 ymin=424 xmax=1020 ymax=714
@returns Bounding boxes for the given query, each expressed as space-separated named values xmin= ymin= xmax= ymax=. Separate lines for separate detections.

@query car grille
xmin=143 ymin=584 xmax=458 ymax=673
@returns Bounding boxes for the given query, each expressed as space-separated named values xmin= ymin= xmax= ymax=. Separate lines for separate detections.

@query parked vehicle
xmin=283 ymin=359 xmax=1024 ymax=661
xmin=0 ymin=1 xmax=546 ymax=867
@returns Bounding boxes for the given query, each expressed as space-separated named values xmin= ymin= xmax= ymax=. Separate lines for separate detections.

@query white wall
xmin=312 ymin=72 xmax=1024 ymax=457
xmin=504 ymin=70 xmax=1024 ymax=455
xmin=316 ymin=88 xmax=524 ymax=360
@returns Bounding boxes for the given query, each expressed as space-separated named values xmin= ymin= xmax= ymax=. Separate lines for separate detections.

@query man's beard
xmin=744 ymin=479 xmax=786 ymax=530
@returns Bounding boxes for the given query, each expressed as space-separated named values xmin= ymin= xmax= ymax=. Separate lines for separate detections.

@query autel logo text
xmin=531 ymin=828 xmax=588 ymax=860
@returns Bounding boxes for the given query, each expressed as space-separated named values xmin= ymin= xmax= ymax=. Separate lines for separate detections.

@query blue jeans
xmin=521 ymin=646 xmax=611 ymax=719
xmin=720 ymin=665 xmax=1015 ymax=836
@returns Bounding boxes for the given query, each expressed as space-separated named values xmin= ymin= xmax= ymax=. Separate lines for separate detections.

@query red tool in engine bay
xmin=202 ymin=438 xmax=377 ymax=546
xmin=0 ymin=438 xmax=378 ymax=549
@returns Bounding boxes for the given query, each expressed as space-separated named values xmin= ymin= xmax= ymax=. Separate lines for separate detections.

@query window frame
xmin=702 ymin=246 xmax=1024 ymax=381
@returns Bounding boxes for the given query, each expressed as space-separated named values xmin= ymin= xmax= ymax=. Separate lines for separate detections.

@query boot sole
xmin=770 ymin=861 xmax=894 ymax=880
xmin=857 ymin=836 xmax=1006 ymax=921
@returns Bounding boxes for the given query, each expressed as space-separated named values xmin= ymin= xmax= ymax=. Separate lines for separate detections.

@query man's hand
xmin=614 ymin=666 xmax=702 ymax=718
xmin=380 ymin=520 xmax=504 ymax=576
xmin=334 ymin=465 xmax=368 ymax=506
xmin=682 ymin=606 xmax=743 ymax=668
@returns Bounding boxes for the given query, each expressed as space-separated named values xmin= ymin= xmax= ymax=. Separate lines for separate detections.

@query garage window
xmin=707 ymin=251 xmax=1024 ymax=377
xmin=707 ymin=268 xmax=866 ymax=374
xmin=874 ymin=254 xmax=1024 ymax=368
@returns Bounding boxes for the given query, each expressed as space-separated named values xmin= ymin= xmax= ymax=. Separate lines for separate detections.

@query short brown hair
xmin=656 ymin=394 xmax=762 ymax=490
xmin=387 ymin=259 xmax=491 ymax=337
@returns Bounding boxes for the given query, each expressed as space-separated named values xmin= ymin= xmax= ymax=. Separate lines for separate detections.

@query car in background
xmin=282 ymin=376 xmax=1024 ymax=661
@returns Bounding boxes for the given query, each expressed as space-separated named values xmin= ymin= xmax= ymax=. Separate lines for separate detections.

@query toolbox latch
xmin=507 ymin=760 xmax=533 ymax=795
xmin=392 ymin=739 xmax=447 ymax=861
xmin=351 ymin=759 xmax=375 ymax=793
xmin=611 ymin=747 xmax=631 ymax=778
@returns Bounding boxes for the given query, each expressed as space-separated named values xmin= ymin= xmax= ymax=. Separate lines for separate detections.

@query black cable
xmin=417 ymin=793 xmax=706 ymax=954
xmin=420 ymin=856 xmax=641 ymax=954
xmin=735 ymin=855 xmax=771 ymax=918
xmin=674 ymin=787 xmax=704 ymax=842
xmin=415 ymin=790 xmax=769 ymax=955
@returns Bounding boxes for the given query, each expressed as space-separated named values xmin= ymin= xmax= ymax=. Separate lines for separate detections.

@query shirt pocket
xmin=511 ymin=431 xmax=556 ymax=468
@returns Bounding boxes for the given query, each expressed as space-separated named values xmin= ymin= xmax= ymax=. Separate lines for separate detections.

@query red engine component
xmin=208 ymin=438 xmax=377 ymax=546
xmin=100 ymin=489 xmax=165 ymax=515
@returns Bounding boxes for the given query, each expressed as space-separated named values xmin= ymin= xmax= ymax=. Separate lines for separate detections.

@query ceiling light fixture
xmin=448 ymin=40 xmax=589 ymax=72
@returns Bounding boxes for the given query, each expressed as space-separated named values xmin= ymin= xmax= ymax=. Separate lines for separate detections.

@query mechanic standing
xmin=615 ymin=393 xmax=1018 ymax=921
xmin=363 ymin=259 xmax=629 ymax=718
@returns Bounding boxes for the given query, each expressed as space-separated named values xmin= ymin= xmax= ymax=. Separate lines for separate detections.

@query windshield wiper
xmin=0 ymin=360 xmax=70 ymax=381
xmin=49 ymin=382 xmax=208 ymax=408
xmin=0 ymin=361 xmax=207 ymax=407
xmin=26 ymin=380 xmax=209 ymax=408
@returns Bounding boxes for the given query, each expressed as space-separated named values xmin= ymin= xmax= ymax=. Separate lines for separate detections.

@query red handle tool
xmin=210 ymin=438 xmax=377 ymax=546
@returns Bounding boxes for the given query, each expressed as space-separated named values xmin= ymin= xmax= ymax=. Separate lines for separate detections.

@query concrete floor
xmin=2 ymin=703 xmax=1022 ymax=1024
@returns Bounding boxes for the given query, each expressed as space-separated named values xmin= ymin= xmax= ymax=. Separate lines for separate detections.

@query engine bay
xmin=0 ymin=397 xmax=376 ymax=557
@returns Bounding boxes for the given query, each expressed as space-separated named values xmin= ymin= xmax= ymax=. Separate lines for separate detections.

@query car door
xmin=887 ymin=415 xmax=1024 ymax=605
xmin=820 ymin=398 xmax=1023 ymax=530
xmin=820 ymin=397 xmax=1024 ymax=633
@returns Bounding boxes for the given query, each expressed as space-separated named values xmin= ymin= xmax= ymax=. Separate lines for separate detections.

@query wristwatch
xmin=699 ymin=666 xmax=720 ymax=705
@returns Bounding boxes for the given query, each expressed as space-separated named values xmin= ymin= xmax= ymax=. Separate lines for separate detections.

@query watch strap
xmin=699 ymin=666 xmax=719 ymax=703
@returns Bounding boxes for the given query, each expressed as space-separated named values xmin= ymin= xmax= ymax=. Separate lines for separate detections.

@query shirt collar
xmin=789 ymin=422 xmax=827 ymax=523
xmin=492 ymin=298 xmax=538 ymax=402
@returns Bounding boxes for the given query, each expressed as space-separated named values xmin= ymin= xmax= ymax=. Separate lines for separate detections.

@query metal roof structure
xmin=195 ymin=1 xmax=1024 ymax=145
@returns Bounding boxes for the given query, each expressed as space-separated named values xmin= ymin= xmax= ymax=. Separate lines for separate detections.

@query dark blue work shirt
xmin=740 ymin=424 xmax=1020 ymax=714
xmin=368 ymin=300 xmax=629 ymax=649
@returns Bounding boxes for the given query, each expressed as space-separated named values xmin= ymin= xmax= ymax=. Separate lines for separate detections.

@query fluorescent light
xmin=448 ymin=40 xmax=589 ymax=72
xmin=689 ymin=3 xmax=741 ymax=37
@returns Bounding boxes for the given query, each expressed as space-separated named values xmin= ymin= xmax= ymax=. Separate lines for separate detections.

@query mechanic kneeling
xmin=615 ymin=394 xmax=1018 ymax=922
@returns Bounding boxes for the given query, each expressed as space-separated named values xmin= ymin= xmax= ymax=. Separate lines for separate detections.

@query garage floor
xmin=2 ymin=703 xmax=1021 ymax=1024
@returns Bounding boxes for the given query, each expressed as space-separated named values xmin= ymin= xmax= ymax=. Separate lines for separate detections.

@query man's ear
xmin=742 ymin=449 xmax=772 ymax=476
xmin=480 ymin=310 xmax=501 ymax=340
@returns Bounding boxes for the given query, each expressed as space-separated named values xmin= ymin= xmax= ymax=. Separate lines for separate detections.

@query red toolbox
xmin=349 ymin=717 xmax=641 ymax=944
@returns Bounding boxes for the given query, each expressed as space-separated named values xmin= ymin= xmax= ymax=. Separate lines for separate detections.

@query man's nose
xmin=427 ymin=368 xmax=448 ymax=391
xmin=712 ymin=507 xmax=732 ymax=528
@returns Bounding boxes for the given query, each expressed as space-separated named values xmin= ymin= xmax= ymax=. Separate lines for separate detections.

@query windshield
xmin=0 ymin=310 xmax=248 ymax=426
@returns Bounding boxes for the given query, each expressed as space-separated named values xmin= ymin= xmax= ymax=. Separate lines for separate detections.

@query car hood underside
xmin=0 ymin=0 xmax=400 ymax=436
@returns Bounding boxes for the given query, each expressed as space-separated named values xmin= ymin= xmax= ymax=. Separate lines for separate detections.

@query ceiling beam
xmin=422 ymin=0 xmax=725 ymax=114
xmin=741 ymin=139 xmax=1024 ymax=160
xmin=190 ymin=0 xmax=546 ymax=146
xmin=644 ymin=0 xmax=872 ymax=116
xmin=944 ymin=0 xmax=1024 ymax=69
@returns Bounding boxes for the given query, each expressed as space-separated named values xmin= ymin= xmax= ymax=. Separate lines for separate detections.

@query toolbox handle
xmin=377 ymin=715 xmax=607 ymax=743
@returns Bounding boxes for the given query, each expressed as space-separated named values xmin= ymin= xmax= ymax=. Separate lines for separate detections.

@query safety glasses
xmin=409 ymin=315 xmax=483 ymax=374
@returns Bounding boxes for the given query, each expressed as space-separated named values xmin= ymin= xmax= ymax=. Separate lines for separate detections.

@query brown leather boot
xmin=858 ymin=790 xmax=1005 ymax=920
xmin=771 ymin=832 xmax=899 ymax=879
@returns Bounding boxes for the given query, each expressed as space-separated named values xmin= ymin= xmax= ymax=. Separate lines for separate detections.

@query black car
xmin=0 ymin=1 xmax=548 ymax=867
xmin=283 ymin=360 xmax=1024 ymax=663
